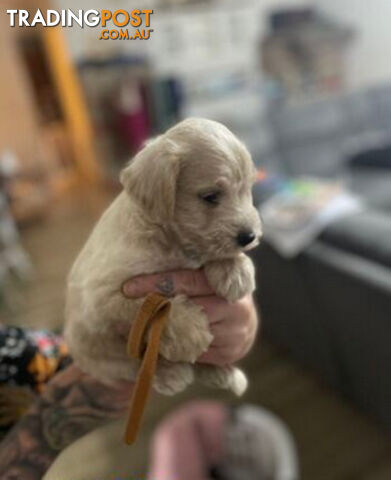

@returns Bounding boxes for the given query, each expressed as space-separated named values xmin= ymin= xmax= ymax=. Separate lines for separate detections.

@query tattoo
xmin=0 ymin=364 xmax=131 ymax=479
xmin=156 ymin=275 xmax=174 ymax=296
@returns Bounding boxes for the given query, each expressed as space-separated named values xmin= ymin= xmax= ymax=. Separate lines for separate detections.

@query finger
xmin=191 ymin=295 xmax=229 ymax=324
xmin=209 ymin=305 xmax=257 ymax=358
xmin=208 ymin=325 xmax=246 ymax=348
xmin=197 ymin=346 xmax=221 ymax=364
xmin=207 ymin=295 xmax=258 ymax=344
xmin=122 ymin=269 xmax=214 ymax=298
xmin=197 ymin=346 xmax=233 ymax=366
xmin=199 ymin=339 xmax=247 ymax=364
xmin=198 ymin=298 xmax=258 ymax=365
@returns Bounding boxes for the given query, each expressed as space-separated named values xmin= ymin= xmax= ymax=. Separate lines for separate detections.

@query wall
xmin=55 ymin=0 xmax=311 ymax=62
xmin=315 ymin=0 xmax=391 ymax=90
xmin=0 ymin=12 xmax=42 ymax=170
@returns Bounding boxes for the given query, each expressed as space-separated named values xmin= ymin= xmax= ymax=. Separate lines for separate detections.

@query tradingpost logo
xmin=6 ymin=9 xmax=154 ymax=40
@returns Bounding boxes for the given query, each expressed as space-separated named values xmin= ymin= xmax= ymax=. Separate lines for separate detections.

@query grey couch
xmin=252 ymin=85 xmax=391 ymax=430
xmin=252 ymin=208 xmax=391 ymax=430
xmin=265 ymin=84 xmax=391 ymax=178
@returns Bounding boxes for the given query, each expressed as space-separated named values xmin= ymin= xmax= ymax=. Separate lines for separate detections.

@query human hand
xmin=122 ymin=269 xmax=259 ymax=366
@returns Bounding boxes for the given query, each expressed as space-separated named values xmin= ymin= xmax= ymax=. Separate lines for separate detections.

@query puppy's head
xmin=120 ymin=118 xmax=262 ymax=260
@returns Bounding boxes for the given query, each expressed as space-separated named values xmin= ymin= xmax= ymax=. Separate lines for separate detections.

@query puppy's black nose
xmin=237 ymin=231 xmax=256 ymax=247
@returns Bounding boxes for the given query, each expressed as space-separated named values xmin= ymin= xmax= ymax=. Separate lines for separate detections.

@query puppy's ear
xmin=120 ymin=136 xmax=181 ymax=220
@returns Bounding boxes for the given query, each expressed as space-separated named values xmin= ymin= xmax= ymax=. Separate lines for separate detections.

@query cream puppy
xmin=65 ymin=118 xmax=262 ymax=396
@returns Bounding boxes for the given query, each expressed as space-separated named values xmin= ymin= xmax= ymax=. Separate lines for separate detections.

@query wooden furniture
xmin=0 ymin=1 xmax=101 ymax=221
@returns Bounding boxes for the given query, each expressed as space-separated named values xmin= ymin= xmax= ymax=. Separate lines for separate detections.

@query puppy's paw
xmin=195 ymin=365 xmax=248 ymax=396
xmin=205 ymin=255 xmax=255 ymax=302
xmin=154 ymin=362 xmax=194 ymax=395
xmin=229 ymin=367 xmax=248 ymax=396
xmin=159 ymin=295 xmax=213 ymax=363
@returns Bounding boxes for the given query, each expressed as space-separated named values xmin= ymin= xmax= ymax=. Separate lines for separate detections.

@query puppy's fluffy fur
xmin=65 ymin=118 xmax=262 ymax=396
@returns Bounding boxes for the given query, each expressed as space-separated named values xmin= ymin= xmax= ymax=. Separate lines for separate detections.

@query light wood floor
xmin=2 ymin=188 xmax=391 ymax=480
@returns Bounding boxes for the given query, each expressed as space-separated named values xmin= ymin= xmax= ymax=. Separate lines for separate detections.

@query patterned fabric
xmin=0 ymin=325 xmax=71 ymax=393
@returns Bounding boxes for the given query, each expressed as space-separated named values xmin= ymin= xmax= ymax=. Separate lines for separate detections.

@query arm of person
xmin=0 ymin=364 xmax=133 ymax=480
xmin=0 ymin=269 xmax=258 ymax=479
xmin=122 ymin=268 xmax=259 ymax=366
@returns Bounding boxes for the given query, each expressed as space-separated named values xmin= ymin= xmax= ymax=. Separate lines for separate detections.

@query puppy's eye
xmin=200 ymin=191 xmax=221 ymax=206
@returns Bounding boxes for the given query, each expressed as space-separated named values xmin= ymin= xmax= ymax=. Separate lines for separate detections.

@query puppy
xmin=64 ymin=118 xmax=262 ymax=396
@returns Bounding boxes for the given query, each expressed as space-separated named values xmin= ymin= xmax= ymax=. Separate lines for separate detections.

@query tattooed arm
xmin=0 ymin=364 xmax=133 ymax=480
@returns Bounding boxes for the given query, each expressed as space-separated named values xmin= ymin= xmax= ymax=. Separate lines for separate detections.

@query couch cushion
xmin=349 ymin=145 xmax=391 ymax=169
xmin=319 ymin=211 xmax=391 ymax=269
xmin=349 ymin=170 xmax=391 ymax=211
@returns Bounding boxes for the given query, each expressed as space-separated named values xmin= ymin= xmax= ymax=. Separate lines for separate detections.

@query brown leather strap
xmin=124 ymin=293 xmax=171 ymax=445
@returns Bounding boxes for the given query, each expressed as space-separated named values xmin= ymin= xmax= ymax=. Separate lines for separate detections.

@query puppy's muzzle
xmin=236 ymin=229 xmax=262 ymax=251
xmin=237 ymin=230 xmax=256 ymax=247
